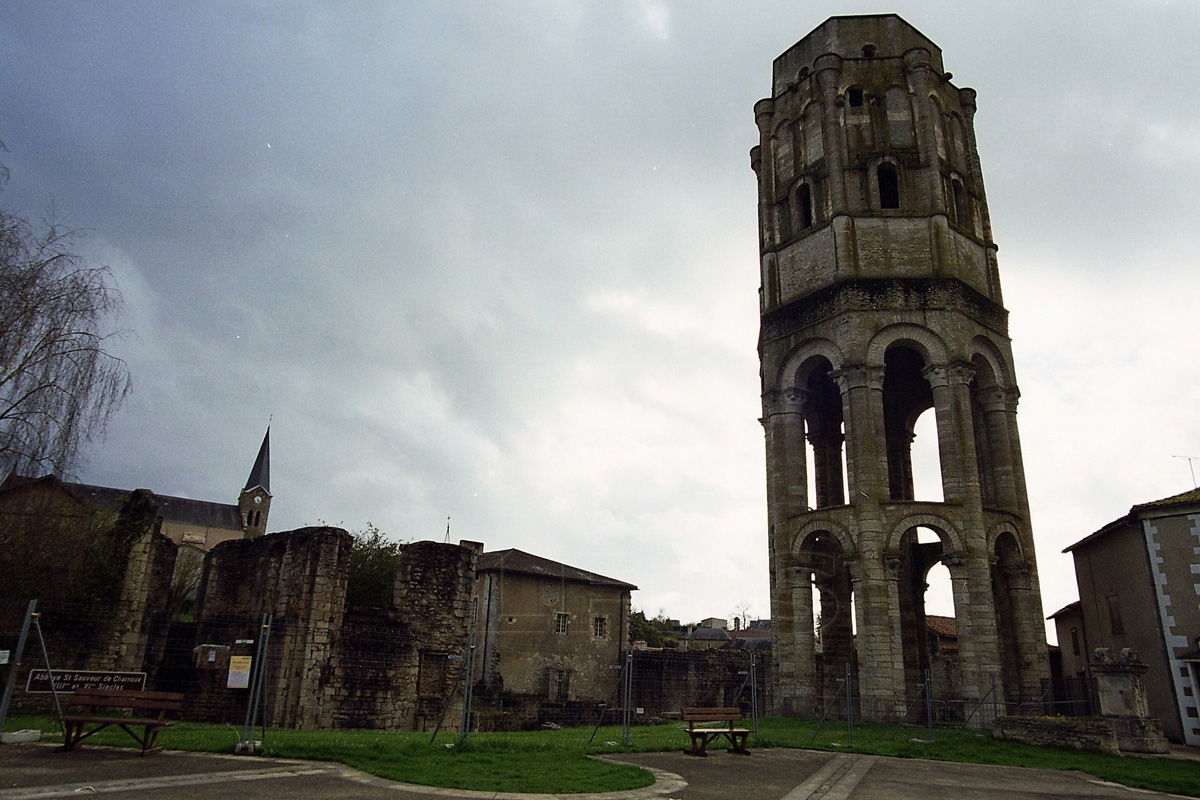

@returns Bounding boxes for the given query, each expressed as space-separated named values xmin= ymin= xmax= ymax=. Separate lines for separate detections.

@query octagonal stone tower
xmin=753 ymin=14 xmax=1048 ymax=722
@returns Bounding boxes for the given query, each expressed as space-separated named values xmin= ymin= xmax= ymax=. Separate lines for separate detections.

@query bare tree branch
xmin=0 ymin=209 xmax=131 ymax=477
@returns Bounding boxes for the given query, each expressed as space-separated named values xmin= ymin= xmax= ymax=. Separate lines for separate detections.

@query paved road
xmin=0 ymin=743 xmax=1189 ymax=800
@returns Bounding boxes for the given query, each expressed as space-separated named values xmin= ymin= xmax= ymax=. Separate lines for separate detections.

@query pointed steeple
xmin=239 ymin=427 xmax=272 ymax=539
xmin=244 ymin=428 xmax=270 ymax=494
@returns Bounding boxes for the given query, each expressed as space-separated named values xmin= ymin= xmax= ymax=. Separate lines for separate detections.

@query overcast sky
xmin=4 ymin=1 xmax=1198 ymax=637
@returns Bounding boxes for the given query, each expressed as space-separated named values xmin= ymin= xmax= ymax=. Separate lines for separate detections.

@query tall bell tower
xmin=754 ymin=15 xmax=1048 ymax=721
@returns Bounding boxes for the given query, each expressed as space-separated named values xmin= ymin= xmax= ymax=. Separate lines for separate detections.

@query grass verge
xmin=5 ymin=714 xmax=1199 ymax=796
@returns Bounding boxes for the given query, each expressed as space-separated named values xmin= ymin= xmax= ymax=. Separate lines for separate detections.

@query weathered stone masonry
xmin=192 ymin=529 xmax=476 ymax=730
xmin=754 ymin=14 xmax=1048 ymax=722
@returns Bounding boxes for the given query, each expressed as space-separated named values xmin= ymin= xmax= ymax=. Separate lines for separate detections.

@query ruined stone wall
xmin=194 ymin=526 xmax=351 ymax=728
xmin=391 ymin=540 xmax=477 ymax=732
xmin=631 ymin=648 xmax=772 ymax=719
xmin=104 ymin=526 xmax=176 ymax=673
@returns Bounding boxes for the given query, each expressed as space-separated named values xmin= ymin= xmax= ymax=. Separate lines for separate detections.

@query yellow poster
xmin=227 ymin=655 xmax=253 ymax=689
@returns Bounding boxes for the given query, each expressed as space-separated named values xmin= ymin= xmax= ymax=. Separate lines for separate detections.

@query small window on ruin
xmin=1070 ymin=627 xmax=1080 ymax=656
xmin=593 ymin=616 xmax=607 ymax=639
xmin=878 ymin=162 xmax=900 ymax=209
xmin=847 ymin=87 xmax=865 ymax=108
xmin=797 ymin=67 xmax=810 ymax=81
xmin=862 ymin=44 xmax=877 ymax=58
xmin=554 ymin=612 xmax=569 ymax=635
xmin=798 ymin=183 xmax=813 ymax=230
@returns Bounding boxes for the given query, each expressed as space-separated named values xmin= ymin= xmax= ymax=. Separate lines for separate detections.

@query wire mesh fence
xmin=1 ymin=598 xmax=1090 ymax=739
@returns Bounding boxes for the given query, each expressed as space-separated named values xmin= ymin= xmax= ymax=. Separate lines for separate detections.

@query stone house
xmin=1056 ymin=488 xmax=1200 ymax=745
xmin=473 ymin=549 xmax=635 ymax=703
xmin=684 ymin=626 xmax=731 ymax=651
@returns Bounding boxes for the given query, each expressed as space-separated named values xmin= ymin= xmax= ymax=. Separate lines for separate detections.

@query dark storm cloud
xmin=4 ymin=0 xmax=1198 ymax=624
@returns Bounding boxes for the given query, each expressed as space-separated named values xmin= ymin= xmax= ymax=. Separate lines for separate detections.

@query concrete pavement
xmin=0 ymin=742 xmax=1191 ymax=800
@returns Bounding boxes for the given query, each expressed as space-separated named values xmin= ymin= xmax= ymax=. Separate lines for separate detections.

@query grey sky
xmin=4 ymin=1 xmax=1198 ymax=633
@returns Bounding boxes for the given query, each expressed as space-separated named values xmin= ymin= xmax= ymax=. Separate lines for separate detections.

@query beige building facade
xmin=1058 ymin=488 xmax=1200 ymax=745
xmin=754 ymin=14 xmax=1048 ymax=721
xmin=473 ymin=549 xmax=634 ymax=702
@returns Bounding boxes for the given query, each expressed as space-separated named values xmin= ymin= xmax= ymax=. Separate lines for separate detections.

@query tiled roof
xmin=686 ymin=626 xmax=731 ymax=641
xmin=1047 ymin=601 xmax=1081 ymax=620
xmin=925 ymin=615 xmax=957 ymax=638
xmin=1132 ymin=487 xmax=1200 ymax=510
xmin=476 ymin=549 xmax=637 ymax=590
xmin=1065 ymin=486 xmax=1200 ymax=553
xmin=3 ymin=473 xmax=242 ymax=530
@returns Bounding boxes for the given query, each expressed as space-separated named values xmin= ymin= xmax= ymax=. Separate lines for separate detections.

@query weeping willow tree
xmin=0 ymin=209 xmax=131 ymax=477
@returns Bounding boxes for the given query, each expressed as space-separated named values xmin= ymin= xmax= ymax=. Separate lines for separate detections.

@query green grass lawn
xmin=6 ymin=713 xmax=1199 ymax=796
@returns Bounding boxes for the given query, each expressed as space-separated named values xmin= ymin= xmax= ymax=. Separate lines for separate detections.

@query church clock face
xmin=254 ymin=496 xmax=262 ymax=505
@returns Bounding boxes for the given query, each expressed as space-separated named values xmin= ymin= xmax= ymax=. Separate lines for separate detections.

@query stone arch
xmin=869 ymin=327 xmax=949 ymax=502
xmin=986 ymin=521 xmax=1024 ymax=559
xmin=776 ymin=338 xmax=845 ymax=391
xmin=884 ymin=513 xmax=966 ymax=559
xmin=789 ymin=517 xmax=856 ymax=563
xmin=967 ymin=335 xmax=1011 ymax=389
xmin=865 ymin=324 xmax=949 ymax=367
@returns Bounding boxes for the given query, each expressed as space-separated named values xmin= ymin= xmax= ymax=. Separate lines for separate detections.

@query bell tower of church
xmin=238 ymin=428 xmax=271 ymax=539
xmin=754 ymin=15 xmax=1047 ymax=721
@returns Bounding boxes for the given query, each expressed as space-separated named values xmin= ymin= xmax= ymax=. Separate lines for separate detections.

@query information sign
xmin=227 ymin=655 xmax=253 ymax=689
xmin=25 ymin=669 xmax=146 ymax=693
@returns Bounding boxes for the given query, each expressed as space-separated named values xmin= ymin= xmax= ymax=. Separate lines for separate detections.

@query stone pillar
xmin=1090 ymin=652 xmax=1170 ymax=753
xmin=924 ymin=363 xmax=979 ymax=503
xmin=813 ymin=53 xmax=847 ymax=214
xmin=1000 ymin=561 xmax=1048 ymax=704
xmin=762 ymin=388 xmax=809 ymax=522
xmin=835 ymin=366 xmax=886 ymax=502
xmin=785 ymin=565 xmax=816 ymax=715
xmin=853 ymin=555 xmax=905 ymax=720
xmin=977 ymin=386 xmax=1017 ymax=510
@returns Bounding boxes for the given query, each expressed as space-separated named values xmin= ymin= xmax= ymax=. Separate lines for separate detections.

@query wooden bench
xmin=58 ymin=688 xmax=184 ymax=755
xmin=681 ymin=707 xmax=751 ymax=756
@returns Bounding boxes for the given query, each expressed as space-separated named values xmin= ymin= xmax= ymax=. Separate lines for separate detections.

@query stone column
xmin=762 ymin=388 xmax=809 ymax=523
xmin=977 ymin=385 xmax=1017 ymax=510
xmin=785 ymin=564 xmax=816 ymax=715
xmin=999 ymin=561 xmax=1047 ymax=704
xmin=924 ymin=362 xmax=979 ymax=504
xmin=835 ymin=366 xmax=886 ymax=503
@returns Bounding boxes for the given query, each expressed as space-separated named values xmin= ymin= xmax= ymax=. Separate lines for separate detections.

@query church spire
xmin=244 ymin=427 xmax=270 ymax=494
xmin=239 ymin=427 xmax=272 ymax=539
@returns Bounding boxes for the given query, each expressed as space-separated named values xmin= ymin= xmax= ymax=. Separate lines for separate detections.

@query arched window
xmin=878 ymin=162 xmax=900 ymax=209
xmin=798 ymin=183 xmax=813 ymax=230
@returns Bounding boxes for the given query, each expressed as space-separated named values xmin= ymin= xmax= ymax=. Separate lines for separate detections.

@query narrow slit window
xmin=951 ymin=178 xmax=968 ymax=227
xmin=878 ymin=163 xmax=900 ymax=209
xmin=798 ymin=183 xmax=813 ymax=230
